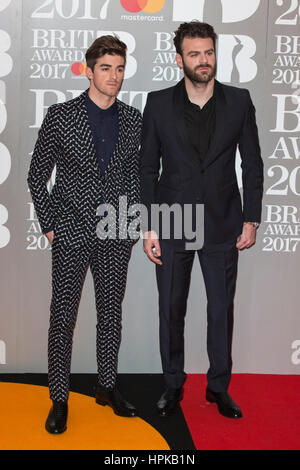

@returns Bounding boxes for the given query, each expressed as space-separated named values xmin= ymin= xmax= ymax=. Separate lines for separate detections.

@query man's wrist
xmin=244 ymin=221 xmax=260 ymax=229
xmin=141 ymin=230 xmax=158 ymax=240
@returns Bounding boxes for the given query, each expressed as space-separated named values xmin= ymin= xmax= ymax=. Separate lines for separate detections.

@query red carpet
xmin=181 ymin=374 xmax=300 ymax=450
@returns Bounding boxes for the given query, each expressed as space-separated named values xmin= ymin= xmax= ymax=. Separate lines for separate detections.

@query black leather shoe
xmin=206 ymin=388 xmax=243 ymax=419
xmin=157 ymin=387 xmax=183 ymax=417
xmin=95 ymin=385 xmax=138 ymax=417
xmin=45 ymin=400 xmax=68 ymax=434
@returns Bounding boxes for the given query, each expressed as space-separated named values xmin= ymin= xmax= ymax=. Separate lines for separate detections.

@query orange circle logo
xmin=120 ymin=0 xmax=165 ymax=14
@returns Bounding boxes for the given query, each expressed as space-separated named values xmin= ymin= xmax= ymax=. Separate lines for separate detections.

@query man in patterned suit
xmin=28 ymin=35 xmax=142 ymax=434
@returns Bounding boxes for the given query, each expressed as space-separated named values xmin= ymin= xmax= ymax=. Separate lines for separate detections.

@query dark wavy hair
xmin=173 ymin=22 xmax=217 ymax=55
xmin=85 ymin=35 xmax=127 ymax=71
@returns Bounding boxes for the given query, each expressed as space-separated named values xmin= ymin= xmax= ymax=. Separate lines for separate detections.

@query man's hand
xmin=143 ymin=231 xmax=162 ymax=265
xmin=45 ymin=230 xmax=54 ymax=245
xmin=236 ymin=223 xmax=257 ymax=250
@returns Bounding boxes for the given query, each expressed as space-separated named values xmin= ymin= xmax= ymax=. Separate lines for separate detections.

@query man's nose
xmin=198 ymin=53 xmax=207 ymax=64
xmin=110 ymin=68 xmax=117 ymax=80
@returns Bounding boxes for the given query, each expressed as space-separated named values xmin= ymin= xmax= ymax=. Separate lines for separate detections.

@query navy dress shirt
xmin=85 ymin=93 xmax=119 ymax=174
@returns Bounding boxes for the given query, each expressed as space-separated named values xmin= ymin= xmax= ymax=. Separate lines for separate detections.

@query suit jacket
xmin=28 ymin=90 xmax=142 ymax=246
xmin=140 ymin=79 xmax=263 ymax=247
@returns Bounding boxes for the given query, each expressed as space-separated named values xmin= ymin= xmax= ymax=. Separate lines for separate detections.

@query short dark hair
xmin=85 ymin=35 xmax=127 ymax=71
xmin=173 ymin=22 xmax=217 ymax=55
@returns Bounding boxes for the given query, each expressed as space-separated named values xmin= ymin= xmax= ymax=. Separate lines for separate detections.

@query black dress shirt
xmin=183 ymin=84 xmax=216 ymax=161
xmin=85 ymin=93 xmax=119 ymax=174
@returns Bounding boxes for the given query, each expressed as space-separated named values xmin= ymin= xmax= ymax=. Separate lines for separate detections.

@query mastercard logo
xmin=71 ymin=62 xmax=87 ymax=76
xmin=120 ymin=0 xmax=165 ymax=13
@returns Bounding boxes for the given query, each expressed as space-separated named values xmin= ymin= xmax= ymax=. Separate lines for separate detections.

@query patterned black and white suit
xmin=28 ymin=90 xmax=142 ymax=402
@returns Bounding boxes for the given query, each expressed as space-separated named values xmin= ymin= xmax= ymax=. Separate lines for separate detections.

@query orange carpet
xmin=0 ymin=383 xmax=169 ymax=450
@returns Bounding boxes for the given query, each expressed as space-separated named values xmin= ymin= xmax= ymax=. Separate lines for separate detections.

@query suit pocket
xmin=158 ymin=173 xmax=181 ymax=191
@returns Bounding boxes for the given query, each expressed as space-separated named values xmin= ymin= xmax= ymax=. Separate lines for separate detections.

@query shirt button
xmin=102 ymin=139 xmax=105 ymax=142
xmin=101 ymin=159 xmax=104 ymax=162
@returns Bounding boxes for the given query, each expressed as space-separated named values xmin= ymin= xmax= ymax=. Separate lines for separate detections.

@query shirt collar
xmin=183 ymin=81 xmax=216 ymax=110
xmin=85 ymin=92 xmax=118 ymax=118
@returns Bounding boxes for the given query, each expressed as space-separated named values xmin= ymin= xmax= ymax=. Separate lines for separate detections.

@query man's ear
xmin=176 ymin=53 xmax=183 ymax=69
xmin=86 ymin=66 xmax=93 ymax=80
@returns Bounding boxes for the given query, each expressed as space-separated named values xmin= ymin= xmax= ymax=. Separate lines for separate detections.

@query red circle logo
xmin=71 ymin=62 xmax=87 ymax=76
xmin=120 ymin=0 xmax=165 ymax=13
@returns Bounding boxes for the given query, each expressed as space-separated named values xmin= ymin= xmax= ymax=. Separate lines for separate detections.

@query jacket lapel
xmin=75 ymin=90 xmax=99 ymax=173
xmin=101 ymin=99 xmax=128 ymax=181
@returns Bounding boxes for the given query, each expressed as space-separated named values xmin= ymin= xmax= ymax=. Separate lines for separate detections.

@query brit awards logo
xmin=217 ymin=34 xmax=257 ymax=83
xmin=120 ymin=0 xmax=165 ymax=13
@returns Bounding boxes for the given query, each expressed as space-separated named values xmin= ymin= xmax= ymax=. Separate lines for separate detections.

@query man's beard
xmin=182 ymin=60 xmax=216 ymax=84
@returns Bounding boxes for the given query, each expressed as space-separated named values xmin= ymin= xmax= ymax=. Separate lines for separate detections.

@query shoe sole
xmin=45 ymin=424 xmax=67 ymax=434
xmin=158 ymin=406 xmax=179 ymax=417
xmin=95 ymin=398 xmax=108 ymax=406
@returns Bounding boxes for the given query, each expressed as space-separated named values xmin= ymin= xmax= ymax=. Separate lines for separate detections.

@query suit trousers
xmin=48 ymin=236 xmax=132 ymax=402
xmin=156 ymin=240 xmax=238 ymax=393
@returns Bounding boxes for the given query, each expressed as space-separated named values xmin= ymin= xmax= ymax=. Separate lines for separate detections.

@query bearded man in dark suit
xmin=140 ymin=22 xmax=263 ymax=419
